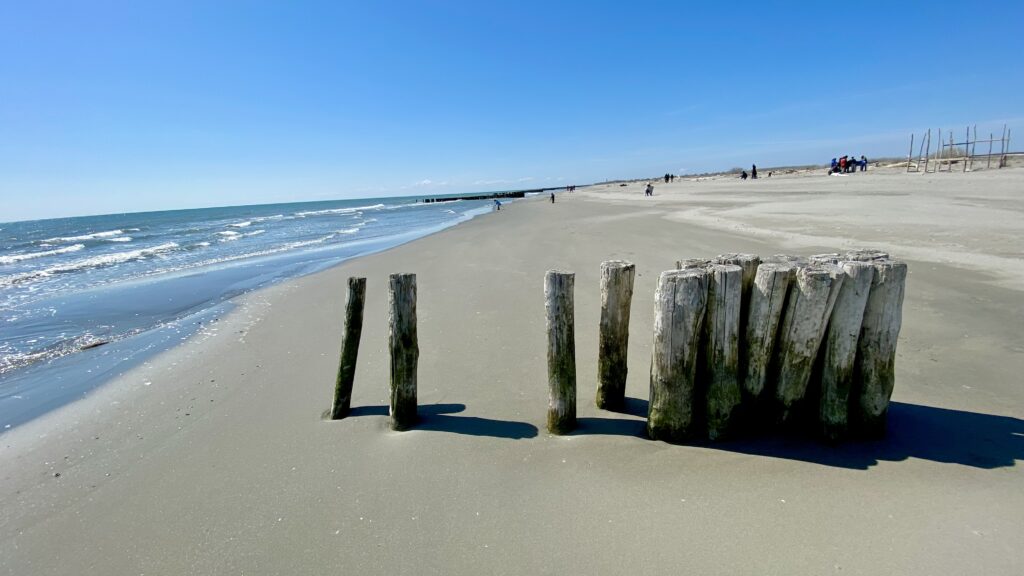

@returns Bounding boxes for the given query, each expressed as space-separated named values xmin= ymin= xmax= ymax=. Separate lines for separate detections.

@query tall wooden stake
xmin=545 ymin=270 xmax=577 ymax=434
xmin=852 ymin=260 xmax=907 ymax=438
xmin=331 ymin=277 xmax=367 ymax=419
xmin=597 ymin=261 xmax=635 ymax=411
xmin=648 ymin=268 xmax=708 ymax=442
xmin=742 ymin=262 xmax=795 ymax=402
xmin=388 ymin=273 xmax=418 ymax=431
xmin=773 ymin=265 xmax=844 ymax=421
xmin=704 ymin=264 xmax=743 ymax=440
xmin=819 ymin=262 xmax=873 ymax=441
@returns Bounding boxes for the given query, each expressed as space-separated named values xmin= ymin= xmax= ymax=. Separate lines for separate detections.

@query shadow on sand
xmin=345 ymin=403 xmax=538 ymax=440
xmin=572 ymin=398 xmax=1023 ymax=470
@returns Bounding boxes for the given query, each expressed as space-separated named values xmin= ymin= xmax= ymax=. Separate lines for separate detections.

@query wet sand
xmin=2 ymin=167 xmax=1023 ymax=575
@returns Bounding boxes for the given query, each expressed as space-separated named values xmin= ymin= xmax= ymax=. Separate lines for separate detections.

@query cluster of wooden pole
xmin=331 ymin=273 xmax=419 ymax=432
xmin=544 ymin=252 xmax=906 ymax=443
xmin=907 ymin=123 xmax=1012 ymax=173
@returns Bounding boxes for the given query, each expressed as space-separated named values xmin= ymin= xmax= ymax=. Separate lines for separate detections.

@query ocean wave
xmin=107 ymin=236 xmax=132 ymax=242
xmin=0 ymin=242 xmax=179 ymax=286
xmin=293 ymin=203 xmax=385 ymax=217
xmin=337 ymin=227 xmax=360 ymax=234
xmin=252 ymin=214 xmax=284 ymax=222
xmin=228 ymin=221 xmax=252 ymax=228
xmin=219 ymin=229 xmax=266 ymax=242
xmin=0 ymin=243 xmax=86 ymax=265
xmin=43 ymin=229 xmax=125 ymax=243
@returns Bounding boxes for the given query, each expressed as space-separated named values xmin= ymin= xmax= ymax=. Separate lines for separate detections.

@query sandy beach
xmin=2 ymin=167 xmax=1023 ymax=575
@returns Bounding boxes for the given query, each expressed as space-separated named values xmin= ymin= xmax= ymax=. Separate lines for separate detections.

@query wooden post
xmin=852 ymin=260 xmax=908 ymax=438
xmin=819 ymin=262 xmax=873 ymax=441
xmin=704 ymin=264 xmax=743 ymax=440
xmin=906 ymin=133 xmax=914 ymax=172
xmin=713 ymin=253 xmax=761 ymax=397
xmin=809 ymin=253 xmax=841 ymax=265
xmin=388 ymin=273 xmax=418 ymax=431
xmin=597 ymin=261 xmax=635 ymax=411
xmin=742 ymin=262 xmax=795 ymax=402
xmin=648 ymin=268 xmax=708 ymax=442
xmin=988 ymin=132 xmax=993 ymax=169
xmin=331 ymin=277 xmax=367 ymax=419
xmin=845 ymin=249 xmax=889 ymax=262
xmin=773 ymin=265 xmax=844 ymax=421
xmin=963 ymin=125 xmax=969 ymax=173
xmin=923 ymin=129 xmax=931 ymax=173
xmin=676 ymin=258 xmax=710 ymax=270
xmin=545 ymin=270 xmax=576 ymax=434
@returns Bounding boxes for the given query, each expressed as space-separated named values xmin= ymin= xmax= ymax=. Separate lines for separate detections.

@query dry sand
xmin=2 ymin=167 xmax=1023 ymax=575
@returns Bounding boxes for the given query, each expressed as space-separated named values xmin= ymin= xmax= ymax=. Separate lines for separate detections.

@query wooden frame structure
xmin=907 ymin=123 xmax=1013 ymax=173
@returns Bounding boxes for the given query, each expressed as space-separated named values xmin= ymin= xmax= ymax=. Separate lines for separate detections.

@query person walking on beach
xmin=751 ymin=164 xmax=758 ymax=179
xmin=550 ymin=192 xmax=555 ymax=204
xmin=494 ymin=199 xmax=501 ymax=211
xmin=860 ymin=155 xmax=867 ymax=172
xmin=645 ymin=182 xmax=654 ymax=196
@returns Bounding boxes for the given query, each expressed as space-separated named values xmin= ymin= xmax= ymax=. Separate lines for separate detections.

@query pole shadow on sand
xmin=343 ymin=403 xmax=538 ymax=440
xmin=572 ymin=399 xmax=1024 ymax=470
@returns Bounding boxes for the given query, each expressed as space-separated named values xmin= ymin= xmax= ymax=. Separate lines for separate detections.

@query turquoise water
xmin=0 ymin=195 xmax=495 ymax=429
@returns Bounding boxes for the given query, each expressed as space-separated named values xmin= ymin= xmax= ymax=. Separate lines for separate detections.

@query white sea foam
xmin=228 ymin=221 xmax=252 ymax=228
xmin=0 ymin=243 xmax=86 ymax=265
xmin=0 ymin=243 xmax=179 ymax=286
xmin=195 ymin=242 xmax=211 ymax=247
xmin=217 ymin=230 xmax=240 ymax=237
xmin=294 ymin=203 xmax=385 ymax=217
xmin=43 ymin=229 xmax=124 ymax=243
xmin=337 ymin=227 xmax=360 ymax=234
xmin=106 ymin=236 xmax=132 ymax=242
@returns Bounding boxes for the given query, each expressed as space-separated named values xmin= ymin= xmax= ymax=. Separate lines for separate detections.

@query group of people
xmin=831 ymin=155 xmax=868 ymax=174
xmin=663 ymin=173 xmax=677 ymax=183
xmin=740 ymin=164 xmax=770 ymax=180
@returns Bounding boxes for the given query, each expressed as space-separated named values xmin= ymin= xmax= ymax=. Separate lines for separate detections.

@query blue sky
xmin=2 ymin=1 xmax=1022 ymax=221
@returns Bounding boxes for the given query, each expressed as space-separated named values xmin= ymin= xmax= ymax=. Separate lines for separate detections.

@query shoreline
xmin=0 ymin=201 xmax=497 ymax=432
xmin=3 ymin=170 xmax=1022 ymax=575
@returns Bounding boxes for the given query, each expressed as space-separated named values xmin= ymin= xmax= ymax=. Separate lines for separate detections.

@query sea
xmin=0 ymin=194 xmax=501 ymax=431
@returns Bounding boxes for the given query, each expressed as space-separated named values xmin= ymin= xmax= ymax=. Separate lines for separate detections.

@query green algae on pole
xmin=388 ymin=273 xmax=418 ymax=431
xmin=331 ymin=277 xmax=366 ymax=420
xmin=819 ymin=262 xmax=874 ymax=441
xmin=852 ymin=259 xmax=907 ymax=438
xmin=704 ymin=264 xmax=743 ymax=440
xmin=545 ymin=270 xmax=577 ymax=434
xmin=597 ymin=261 xmax=635 ymax=411
xmin=648 ymin=268 xmax=708 ymax=443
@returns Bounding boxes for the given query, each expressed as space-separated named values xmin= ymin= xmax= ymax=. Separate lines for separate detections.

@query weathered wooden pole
xmin=388 ymin=273 xmax=418 ymax=431
xmin=331 ymin=277 xmax=367 ymax=419
xmin=773 ymin=265 xmax=844 ymax=421
xmin=742 ymin=262 xmax=795 ymax=402
xmin=545 ymin=270 xmax=576 ymax=434
xmin=713 ymin=253 xmax=761 ymax=377
xmin=819 ymin=262 xmax=874 ymax=441
xmin=852 ymin=259 xmax=908 ymax=438
xmin=648 ymin=268 xmax=708 ymax=442
xmin=845 ymin=249 xmax=890 ymax=262
xmin=704 ymin=264 xmax=743 ymax=440
xmin=597 ymin=260 xmax=635 ymax=411
xmin=676 ymin=258 xmax=710 ymax=270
